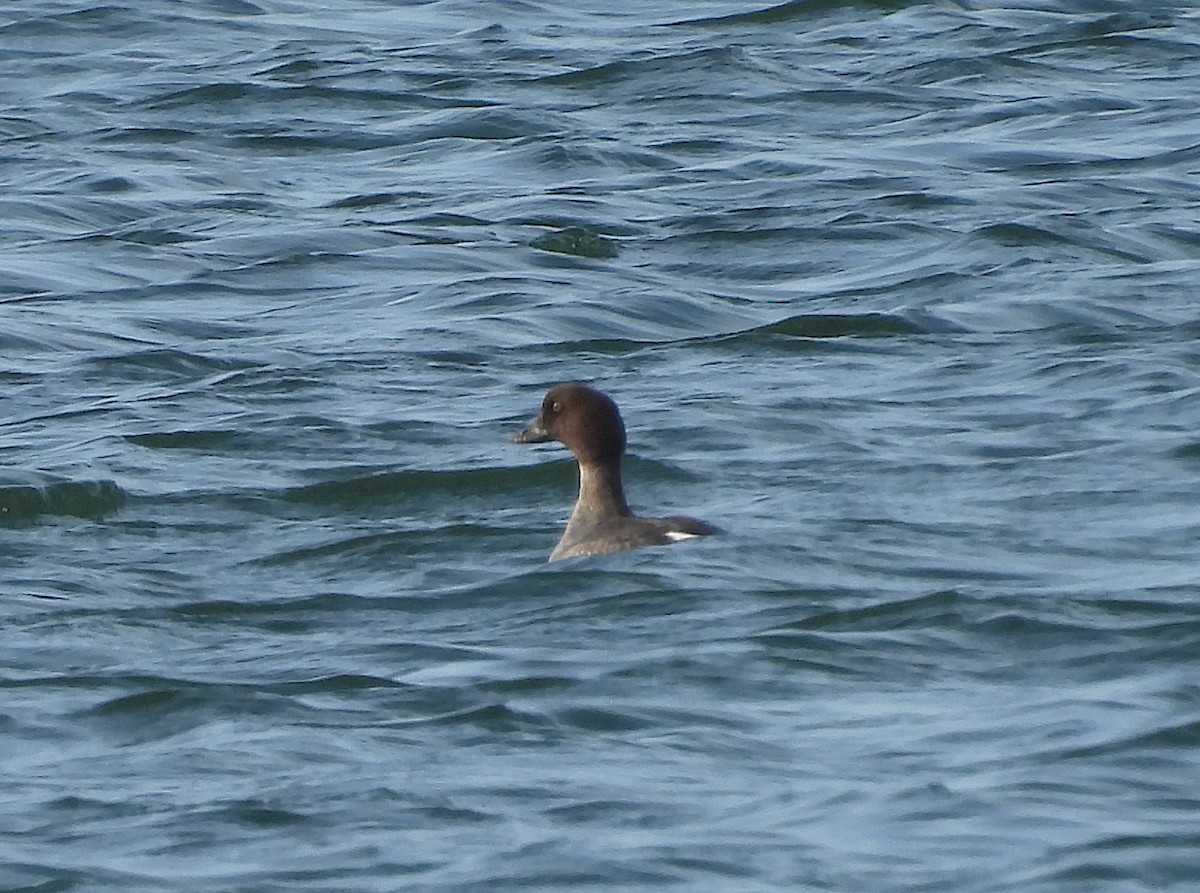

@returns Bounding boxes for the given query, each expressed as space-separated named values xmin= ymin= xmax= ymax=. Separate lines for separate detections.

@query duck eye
xmin=550 ymin=401 xmax=562 ymax=414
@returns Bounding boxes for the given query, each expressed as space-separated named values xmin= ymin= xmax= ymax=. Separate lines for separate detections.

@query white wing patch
xmin=664 ymin=531 xmax=701 ymax=542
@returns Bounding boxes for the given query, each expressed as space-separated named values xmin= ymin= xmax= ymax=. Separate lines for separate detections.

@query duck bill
xmin=512 ymin=417 xmax=553 ymax=444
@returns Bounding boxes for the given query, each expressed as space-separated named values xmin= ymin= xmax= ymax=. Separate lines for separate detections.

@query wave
xmin=667 ymin=0 xmax=915 ymax=28
xmin=278 ymin=464 xmax=569 ymax=509
xmin=0 ymin=474 xmax=126 ymax=523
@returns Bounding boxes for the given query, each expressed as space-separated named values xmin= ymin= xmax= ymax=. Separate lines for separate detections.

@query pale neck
xmin=571 ymin=460 xmax=631 ymax=522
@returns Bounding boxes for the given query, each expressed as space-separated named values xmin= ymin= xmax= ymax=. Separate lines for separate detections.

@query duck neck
xmin=571 ymin=459 xmax=631 ymax=522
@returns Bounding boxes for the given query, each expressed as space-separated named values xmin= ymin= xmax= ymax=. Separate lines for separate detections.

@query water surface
xmin=4 ymin=1 xmax=1200 ymax=890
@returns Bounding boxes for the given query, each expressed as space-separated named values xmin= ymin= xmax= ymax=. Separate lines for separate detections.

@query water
xmin=4 ymin=1 xmax=1200 ymax=890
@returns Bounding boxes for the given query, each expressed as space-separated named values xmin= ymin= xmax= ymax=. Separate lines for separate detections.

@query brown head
xmin=513 ymin=382 xmax=627 ymax=466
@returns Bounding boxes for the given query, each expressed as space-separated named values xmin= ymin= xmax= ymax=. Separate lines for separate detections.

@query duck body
xmin=513 ymin=383 xmax=718 ymax=561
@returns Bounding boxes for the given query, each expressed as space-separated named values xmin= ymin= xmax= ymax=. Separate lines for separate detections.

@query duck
xmin=513 ymin=382 xmax=718 ymax=561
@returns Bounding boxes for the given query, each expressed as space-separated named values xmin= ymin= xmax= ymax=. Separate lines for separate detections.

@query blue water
xmin=4 ymin=1 xmax=1200 ymax=890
